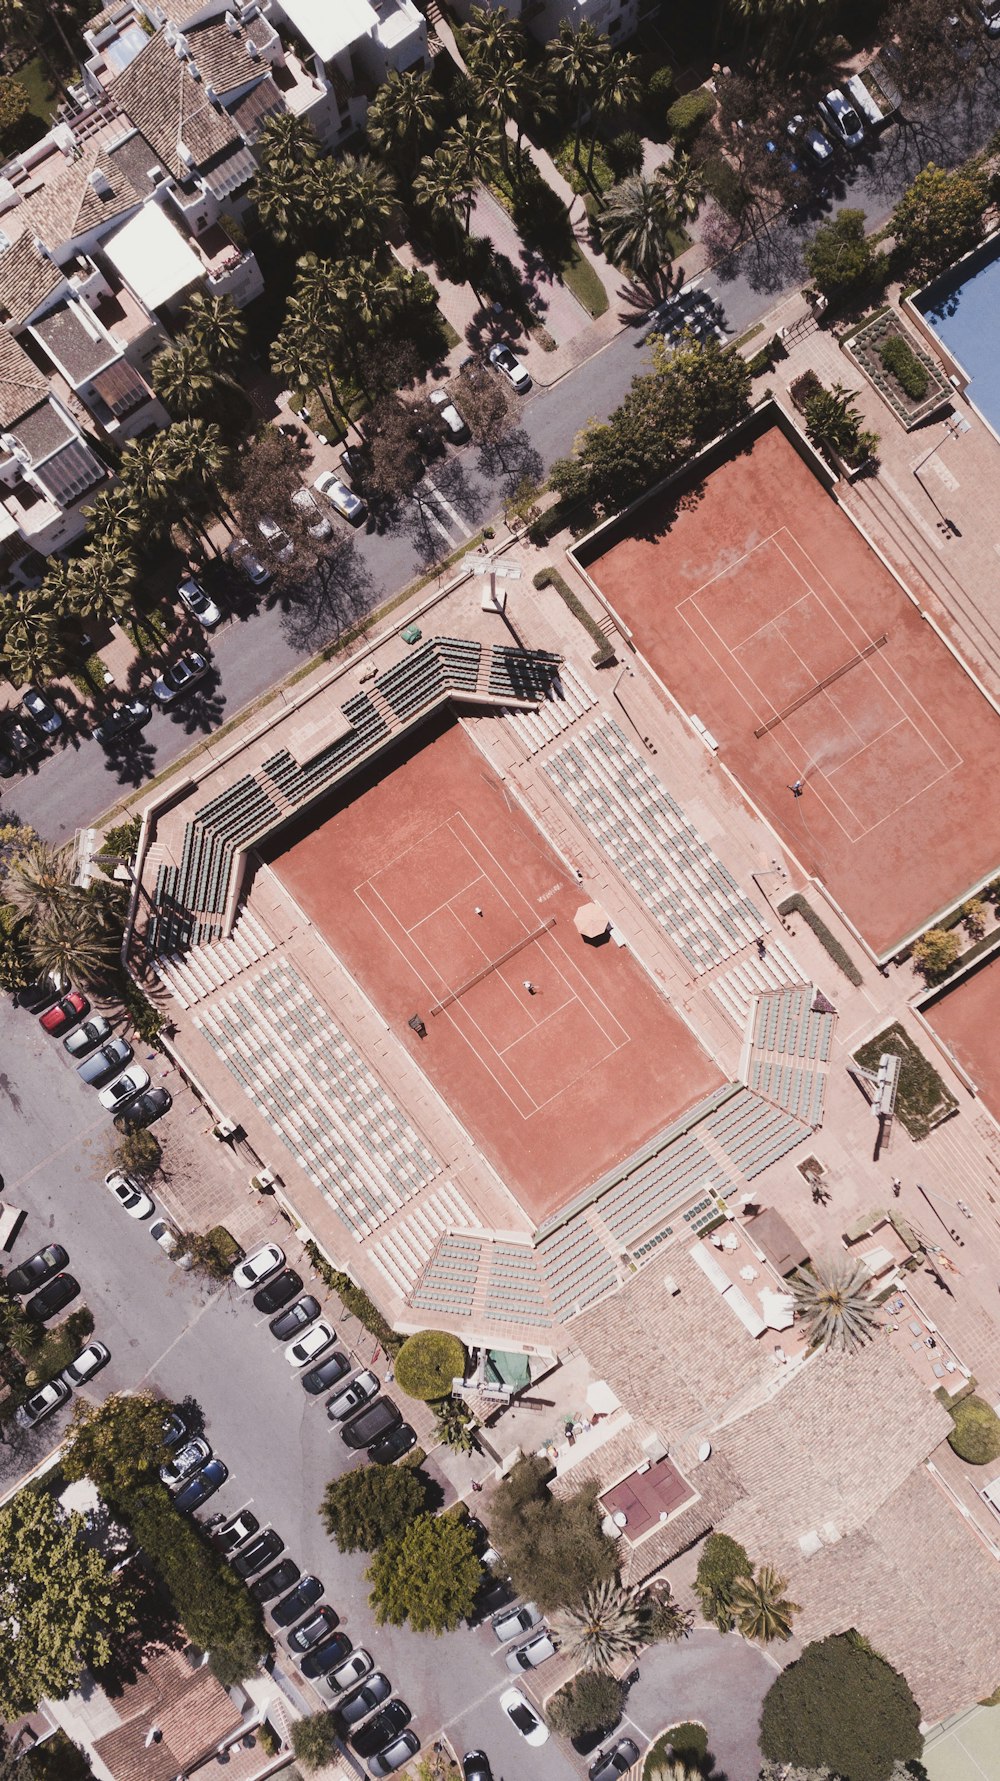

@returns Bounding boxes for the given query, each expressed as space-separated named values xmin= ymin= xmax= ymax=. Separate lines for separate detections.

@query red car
xmin=40 ymin=991 xmax=89 ymax=1035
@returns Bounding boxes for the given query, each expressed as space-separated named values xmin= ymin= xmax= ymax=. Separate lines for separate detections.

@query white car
xmin=313 ymin=471 xmax=367 ymax=527
xmin=429 ymin=388 xmax=470 ymax=442
xmin=233 ymin=1242 xmax=285 ymax=1290
xmin=286 ymin=1318 xmax=336 ymax=1368
xmin=61 ymin=1340 xmax=110 ymax=1388
xmin=499 ymin=1688 xmax=548 ymax=1747
xmin=98 ymin=1067 xmax=151 ymax=1112
xmin=177 ymin=576 xmax=223 ymax=631
xmin=257 ymin=516 xmax=294 ymax=560
xmin=291 ymin=487 xmax=333 ymax=539
xmin=16 ymin=1378 xmax=71 ymax=1429
xmin=488 ymin=342 xmax=531 ymax=391
xmin=818 ymin=88 xmax=865 ymax=150
xmin=104 ymin=1169 xmax=154 ymax=1219
xmin=150 ymin=1218 xmax=193 ymax=1267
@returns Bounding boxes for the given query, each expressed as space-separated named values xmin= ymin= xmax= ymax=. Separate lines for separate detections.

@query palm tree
xmin=0 ymin=587 xmax=71 ymax=686
xmin=67 ymin=543 xmax=139 ymax=632
xmin=554 ymin=1579 xmax=648 ymax=1673
xmin=731 ymin=1565 xmax=800 ymax=1644
xmin=599 ymin=173 xmax=679 ymax=279
xmin=151 ymin=342 xmax=217 ymax=419
xmin=433 ymin=1396 xmax=477 ymax=1453
xmin=162 ymin=419 xmax=233 ymax=549
xmin=466 ymin=2 xmax=527 ymax=71
xmin=255 ymin=109 xmax=320 ymax=170
xmin=413 ymin=148 xmax=476 ymax=234
xmin=445 ymin=116 xmax=500 ymax=202
xmin=792 ymin=1253 xmax=880 ymax=1352
xmin=657 ymin=152 xmax=705 ymax=221
xmin=366 ymin=67 xmax=445 ymax=167
xmin=4 ymin=841 xmax=72 ymax=926
xmin=548 ymin=19 xmax=610 ymax=168
xmin=31 ymin=893 xmax=120 ymax=989
xmin=475 ymin=57 xmax=534 ymax=176
xmin=270 ymin=310 xmax=351 ymax=435
xmin=183 ymin=292 xmax=247 ymax=371
xmin=339 ymin=154 xmax=398 ymax=253
xmin=589 ymin=51 xmax=641 ymax=178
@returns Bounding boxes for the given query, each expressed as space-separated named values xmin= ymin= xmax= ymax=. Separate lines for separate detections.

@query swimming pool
xmin=916 ymin=233 xmax=1000 ymax=434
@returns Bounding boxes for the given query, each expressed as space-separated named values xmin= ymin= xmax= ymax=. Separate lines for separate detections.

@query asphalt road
xmin=0 ymin=1004 xmax=773 ymax=1780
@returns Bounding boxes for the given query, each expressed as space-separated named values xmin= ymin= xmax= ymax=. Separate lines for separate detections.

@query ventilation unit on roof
xmin=87 ymin=167 xmax=113 ymax=197
xmin=178 ymin=143 xmax=195 ymax=167
xmin=224 ymin=9 xmax=240 ymax=29
xmin=246 ymin=39 xmax=259 ymax=56
xmin=188 ymin=58 xmax=202 ymax=80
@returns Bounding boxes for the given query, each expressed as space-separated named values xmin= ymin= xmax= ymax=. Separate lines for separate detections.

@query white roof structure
xmin=278 ymin=0 xmax=375 ymax=61
xmin=103 ymin=205 xmax=202 ymax=311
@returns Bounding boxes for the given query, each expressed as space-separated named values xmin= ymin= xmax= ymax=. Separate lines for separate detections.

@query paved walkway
xmin=622 ymin=1628 xmax=779 ymax=1781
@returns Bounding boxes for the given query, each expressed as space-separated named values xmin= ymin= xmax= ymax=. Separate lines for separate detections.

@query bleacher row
xmin=708 ymin=936 xmax=807 ymax=1033
xmin=498 ymin=661 xmax=596 ymax=756
xmin=747 ymin=1057 xmax=826 ymax=1126
xmin=596 ymin=1127 xmax=731 ymax=1250
xmin=195 ymin=959 xmax=441 ymax=1241
xmin=544 ymin=715 xmax=765 ymax=975
xmin=753 ymin=987 xmax=835 ymax=1063
xmin=705 ymin=1085 xmax=811 ymax=1178
xmin=368 ymin=1184 xmax=484 ymax=1300
xmin=144 ymin=638 xmax=564 ymax=959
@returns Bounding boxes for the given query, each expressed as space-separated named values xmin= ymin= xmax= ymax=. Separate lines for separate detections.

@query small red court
xmin=270 ymin=715 xmax=721 ymax=1222
xmin=579 ymin=420 xmax=1000 ymax=957
xmin=923 ymin=954 xmax=1000 ymax=1123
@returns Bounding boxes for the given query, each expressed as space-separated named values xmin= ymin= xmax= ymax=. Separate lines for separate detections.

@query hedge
xmin=533 ymin=567 xmax=615 ymax=665
xmin=395 ymin=1330 xmax=466 ymax=1401
xmin=947 ymin=1395 xmax=1000 ymax=1465
xmin=305 ymin=1240 xmax=403 ymax=1355
xmin=778 ymin=894 xmax=864 ymax=985
xmin=877 ymin=333 xmax=929 ymax=401
xmin=666 ymin=89 xmax=717 ymax=143
xmin=853 ymin=1022 xmax=957 ymax=1141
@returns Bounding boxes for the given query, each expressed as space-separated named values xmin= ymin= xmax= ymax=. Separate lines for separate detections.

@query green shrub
xmin=179 ymin=1225 xmax=242 ymax=1281
xmin=24 ymin=1308 xmax=95 ymax=1385
xmin=305 ymin=1241 xmax=403 ymax=1354
xmin=693 ymin=1532 xmax=752 ymax=1631
xmin=778 ymin=894 xmax=863 ymax=985
xmin=395 ymin=1330 xmax=466 ymax=1401
xmin=257 ymin=1725 xmax=280 ymax=1758
xmin=760 ymin=1632 xmax=922 ymax=1781
xmin=548 ymin=1671 xmax=623 ymax=1738
xmin=790 ymin=370 xmax=823 ymax=412
xmin=644 ymin=1723 xmax=709 ymax=1777
xmin=853 ymin=1023 xmax=958 ymax=1141
xmin=647 ymin=65 xmax=675 ymax=103
xmin=607 ymin=130 xmax=643 ymax=178
xmin=877 ymin=333 xmax=929 ymax=401
xmin=291 ymin=1713 xmax=338 ymax=1771
xmin=0 ymin=76 xmax=45 ymax=158
xmin=532 ymin=567 xmax=615 ymax=664
xmin=911 ymin=926 xmax=959 ymax=980
xmin=746 ymin=345 xmax=774 ymax=378
xmin=100 ymin=817 xmax=142 ymax=871
xmin=666 ymin=89 xmax=717 ymax=143
xmin=947 ymin=1395 xmax=1000 ymax=1465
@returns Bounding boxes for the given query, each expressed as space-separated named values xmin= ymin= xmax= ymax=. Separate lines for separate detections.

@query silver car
xmin=505 ymin=1629 xmax=556 ymax=1671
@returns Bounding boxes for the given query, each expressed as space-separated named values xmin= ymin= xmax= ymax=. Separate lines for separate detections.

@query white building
xmin=449 ymin=0 xmax=641 ymax=46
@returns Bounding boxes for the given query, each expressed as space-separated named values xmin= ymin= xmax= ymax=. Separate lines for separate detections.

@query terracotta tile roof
xmin=91 ymin=1646 xmax=243 ymax=1781
xmin=7 ymin=143 xmax=144 ymax=254
xmin=227 ymin=75 xmax=285 ymax=139
xmin=90 ymin=357 xmax=150 ymax=418
xmin=85 ymin=0 xmax=135 ymax=33
xmin=0 ymin=337 xmax=53 ymax=428
xmin=10 ymin=400 xmax=75 ymax=463
xmin=33 ymin=302 xmax=117 ymax=382
xmin=184 ymin=12 xmax=275 ymax=96
xmin=111 ymin=30 xmax=244 ymax=181
xmin=0 ymin=235 xmax=64 ymax=329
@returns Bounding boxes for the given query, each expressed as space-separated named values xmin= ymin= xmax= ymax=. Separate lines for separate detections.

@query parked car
xmin=211 ymin=1509 xmax=260 ymax=1555
xmin=16 ymin=1377 xmax=71 ymax=1429
xmin=227 ymin=539 xmax=272 ymax=586
xmin=160 ymin=1436 xmax=211 ymax=1488
xmin=250 ymin=1558 xmax=301 ymax=1603
xmin=177 ymin=575 xmax=223 ymax=631
xmin=341 ymin=1397 xmax=401 ymax=1451
xmin=152 ymin=652 xmax=208 ymax=706
xmin=77 ymin=1037 xmax=133 ymax=1087
xmin=232 ymin=1528 xmax=284 ymax=1579
xmin=462 ymin=1754 xmax=493 ymax=1781
xmin=175 ymin=1459 xmax=228 ymax=1514
xmin=368 ymin=1422 xmax=417 ymax=1466
xmin=150 ymin=1218 xmax=193 ymax=1266
xmin=301 ymin=1350 xmax=351 ymax=1395
xmin=115 ymin=1087 xmax=171 ymax=1131
xmin=369 ymin=1733 xmax=420 ymax=1778
xmin=98 ymin=1066 xmax=151 ymax=1112
xmin=163 ymin=1410 xmax=187 ymax=1447
xmin=488 ymin=342 xmax=531 ymax=391
xmin=589 ymin=1739 xmax=641 ymax=1781
xmin=287 ymin=1604 xmax=339 ymax=1654
xmin=291 ymin=487 xmax=333 ymax=539
xmin=286 ymin=1318 xmax=335 ymax=1368
xmin=505 ymin=1630 xmax=556 ymax=1671
xmin=93 ymin=697 xmax=151 ymax=747
xmin=64 ymin=1015 xmax=112 ymax=1057
xmin=272 ymin=1575 xmax=324 ymax=1628
xmin=104 ymin=1169 xmax=154 ymax=1219
xmin=253 ymin=1268 xmax=302 ymax=1314
xmin=786 ymin=114 xmax=834 ymax=169
xmin=22 ymin=687 xmax=62 ymax=736
xmin=470 ymin=1572 xmax=513 ymax=1623
xmin=338 ymin=1673 xmax=392 ymax=1728
xmin=233 ymin=1243 xmax=284 ymax=1290
xmin=60 ymin=1340 xmax=110 ymax=1389
xmin=26 ymin=1274 xmax=79 ymax=1322
xmin=340 ymin=444 xmax=369 ymax=486
xmin=499 ymin=1688 xmax=547 ymax=1747
xmin=257 ymin=516 xmax=294 ymax=560
xmin=269 ymin=1295 xmax=320 ymax=1341
xmin=40 ymin=991 xmax=89 ymax=1035
xmin=16 ymin=975 xmax=60 ymax=1011
xmin=818 ymin=87 xmax=865 ymax=149
xmin=328 ymin=1649 xmax=373 ymax=1695
xmin=492 ymin=1602 xmax=541 ymax=1644
xmin=301 ymin=1631 xmax=353 ymax=1678
xmin=313 ymin=471 xmax=367 ymax=526
xmin=351 ymin=1701 xmax=411 ymax=1760
xmin=429 ymin=388 xmax=470 ymax=442
xmin=327 ymin=1369 xmax=380 ymax=1422
xmin=7 ymin=1244 xmax=69 ymax=1296
xmin=0 ymin=721 xmax=42 ymax=775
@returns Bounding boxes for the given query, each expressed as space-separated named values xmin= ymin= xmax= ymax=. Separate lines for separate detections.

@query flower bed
xmin=845 ymin=310 xmax=951 ymax=429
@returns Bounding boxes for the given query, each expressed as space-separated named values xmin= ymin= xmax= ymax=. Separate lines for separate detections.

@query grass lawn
xmin=554 ymin=132 xmax=615 ymax=196
xmin=14 ymin=56 xmax=59 ymax=126
xmin=643 ymin=1722 xmax=709 ymax=1779
xmin=562 ymin=244 xmax=608 ymax=317
xmin=853 ymin=1022 xmax=958 ymax=1141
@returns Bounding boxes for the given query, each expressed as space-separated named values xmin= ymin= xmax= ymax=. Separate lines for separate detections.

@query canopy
xmin=574 ymin=901 xmax=610 ymax=940
xmin=760 ymin=1287 xmax=797 ymax=1331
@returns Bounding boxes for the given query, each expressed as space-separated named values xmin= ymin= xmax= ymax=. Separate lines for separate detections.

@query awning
xmin=586 ymin=1379 xmax=621 ymax=1415
xmin=760 ymin=1287 xmax=796 ymax=1331
xmin=574 ymin=901 xmax=610 ymax=940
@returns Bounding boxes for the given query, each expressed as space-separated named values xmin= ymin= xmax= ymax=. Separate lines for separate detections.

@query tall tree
xmin=365 ymin=66 xmax=445 ymax=168
xmin=792 ymin=1254 xmax=880 ymax=1353
xmin=657 ymin=151 xmax=704 ymax=221
xmin=30 ymin=890 xmax=121 ymax=988
xmin=554 ymin=1579 xmax=649 ymax=1672
xmin=0 ymin=586 xmax=72 ymax=685
xmin=589 ymin=51 xmax=641 ymax=178
xmin=151 ymin=341 xmax=217 ymax=419
xmin=760 ymin=1633 xmax=922 ymax=1781
xmin=732 ymin=1565 xmax=800 ymax=1644
xmin=548 ymin=19 xmax=611 ymax=167
xmin=413 ymin=147 xmax=475 ymax=233
xmin=366 ymin=1512 xmax=482 ymax=1633
xmin=62 ymin=1391 xmax=171 ymax=1497
xmin=3 ymin=840 xmax=72 ymax=926
xmin=321 ymin=1465 xmax=428 ymax=1553
xmin=183 ymin=291 xmax=247 ymax=370
xmin=599 ymin=173 xmax=679 ymax=279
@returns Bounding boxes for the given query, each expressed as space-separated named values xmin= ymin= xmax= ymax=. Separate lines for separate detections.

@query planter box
xmin=845 ymin=310 xmax=952 ymax=430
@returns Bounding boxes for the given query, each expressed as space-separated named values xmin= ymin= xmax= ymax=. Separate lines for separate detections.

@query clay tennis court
xmin=579 ymin=420 xmax=1000 ymax=957
xmin=270 ymin=714 xmax=721 ymax=1222
xmin=923 ymin=953 xmax=1000 ymax=1123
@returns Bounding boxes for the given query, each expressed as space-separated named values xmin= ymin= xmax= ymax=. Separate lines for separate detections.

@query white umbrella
xmin=586 ymin=1379 xmax=620 ymax=1414
xmin=574 ymin=902 xmax=610 ymax=940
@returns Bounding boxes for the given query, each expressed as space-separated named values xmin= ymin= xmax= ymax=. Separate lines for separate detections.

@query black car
xmin=272 ymin=1575 xmax=324 ymax=1628
xmin=338 ymin=1673 xmax=392 ymax=1728
xmin=7 ymin=1243 xmax=69 ymax=1296
xmin=26 ymin=1274 xmax=80 ymax=1322
xmin=287 ymin=1604 xmax=340 ymax=1654
xmin=93 ymin=697 xmax=151 ymax=747
xmin=0 ymin=722 xmax=42 ymax=777
xmin=471 ymin=1574 xmax=513 ymax=1624
xmin=232 ymin=1529 xmax=283 ymax=1580
xmin=368 ymin=1423 xmax=417 ymax=1466
xmin=212 ymin=1510 xmax=259 ymax=1555
xmin=462 ymin=1755 xmax=493 ymax=1781
xmin=175 ymin=1459 xmax=228 ymax=1514
xmin=301 ymin=1631 xmax=352 ymax=1679
xmin=589 ymin=1739 xmax=641 ymax=1781
xmin=250 ymin=1558 xmax=300 ymax=1603
xmin=341 ymin=1398 xmax=402 ymax=1451
xmin=115 ymin=1087 xmax=172 ymax=1131
xmin=16 ymin=978 xmax=60 ymax=1012
xmin=301 ymin=1350 xmax=351 ymax=1395
xmin=351 ymin=1700 xmax=411 ymax=1760
xmin=253 ymin=1269 xmax=303 ymax=1314
xmin=269 ymin=1295 xmax=320 ymax=1340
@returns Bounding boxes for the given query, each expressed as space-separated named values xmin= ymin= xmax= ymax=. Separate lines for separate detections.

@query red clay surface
xmin=923 ymin=954 xmax=1000 ymax=1122
xmin=271 ymin=716 xmax=721 ymax=1222
xmin=582 ymin=422 xmax=1000 ymax=956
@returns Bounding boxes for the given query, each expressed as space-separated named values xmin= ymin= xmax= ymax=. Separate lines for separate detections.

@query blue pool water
xmin=917 ymin=237 xmax=1000 ymax=434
